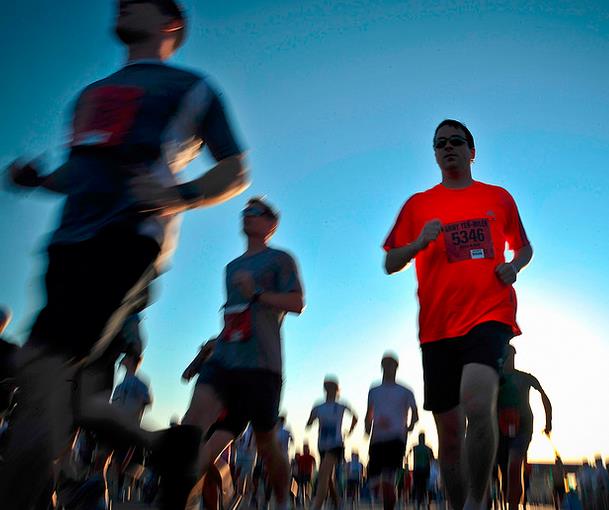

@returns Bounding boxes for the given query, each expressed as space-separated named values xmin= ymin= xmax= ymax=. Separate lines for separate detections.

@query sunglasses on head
xmin=433 ymin=136 xmax=468 ymax=149
xmin=242 ymin=205 xmax=274 ymax=219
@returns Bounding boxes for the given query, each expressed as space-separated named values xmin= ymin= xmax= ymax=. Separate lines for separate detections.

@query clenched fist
xmin=495 ymin=262 xmax=517 ymax=285
xmin=416 ymin=219 xmax=442 ymax=250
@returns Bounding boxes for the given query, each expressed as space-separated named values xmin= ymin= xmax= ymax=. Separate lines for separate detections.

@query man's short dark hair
xmin=433 ymin=119 xmax=475 ymax=150
xmin=246 ymin=196 xmax=280 ymax=221
xmin=153 ymin=0 xmax=184 ymax=20
xmin=116 ymin=0 xmax=186 ymax=47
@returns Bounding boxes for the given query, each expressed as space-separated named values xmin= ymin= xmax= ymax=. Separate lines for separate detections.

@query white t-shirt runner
xmin=310 ymin=401 xmax=353 ymax=452
xmin=367 ymin=382 xmax=417 ymax=444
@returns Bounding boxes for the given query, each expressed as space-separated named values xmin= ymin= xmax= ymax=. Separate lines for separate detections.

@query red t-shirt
xmin=383 ymin=181 xmax=530 ymax=344
xmin=297 ymin=453 xmax=316 ymax=476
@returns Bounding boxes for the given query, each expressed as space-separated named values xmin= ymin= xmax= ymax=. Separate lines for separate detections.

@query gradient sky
xmin=2 ymin=1 xmax=609 ymax=464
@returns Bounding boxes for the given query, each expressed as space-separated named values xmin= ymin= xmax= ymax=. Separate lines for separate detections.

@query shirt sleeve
xmin=406 ymin=389 xmax=417 ymax=411
xmin=276 ymin=252 xmax=303 ymax=294
xmin=502 ymin=189 xmax=530 ymax=251
xmin=383 ymin=197 xmax=418 ymax=252
xmin=197 ymin=88 xmax=243 ymax=161
xmin=310 ymin=405 xmax=319 ymax=420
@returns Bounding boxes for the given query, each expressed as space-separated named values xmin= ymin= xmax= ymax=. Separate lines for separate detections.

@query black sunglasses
xmin=433 ymin=136 xmax=468 ymax=149
xmin=242 ymin=205 xmax=275 ymax=219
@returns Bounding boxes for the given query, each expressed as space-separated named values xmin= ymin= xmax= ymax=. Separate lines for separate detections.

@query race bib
xmin=443 ymin=218 xmax=495 ymax=263
xmin=72 ymin=86 xmax=144 ymax=147
xmin=220 ymin=304 xmax=253 ymax=343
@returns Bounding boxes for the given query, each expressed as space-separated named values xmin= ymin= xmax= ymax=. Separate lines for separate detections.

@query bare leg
xmin=506 ymin=450 xmax=524 ymax=509
xmin=313 ymin=454 xmax=337 ymax=510
xmin=461 ymin=363 xmax=500 ymax=510
xmin=182 ymin=383 xmax=231 ymax=477
xmin=202 ymin=465 xmax=222 ymax=510
xmin=182 ymin=383 xmax=225 ymax=431
xmin=329 ymin=477 xmax=339 ymax=508
xmin=434 ymin=406 xmax=466 ymax=510
xmin=382 ymin=476 xmax=397 ymax=510
xmin=255 ymin=428 xmax=290 ymax=508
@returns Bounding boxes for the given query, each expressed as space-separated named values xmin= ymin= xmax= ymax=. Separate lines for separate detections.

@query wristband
xmin=251 ymin=291 xmax=263 ymax=304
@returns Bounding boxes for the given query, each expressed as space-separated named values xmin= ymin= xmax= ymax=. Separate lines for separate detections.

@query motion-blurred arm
xmin=7 ymin=159 xmax=71 ymax=194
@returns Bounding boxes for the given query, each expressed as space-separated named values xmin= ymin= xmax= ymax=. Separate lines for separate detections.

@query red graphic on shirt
xmin=498 ymin=408 xmax=521 ymax=438
xmin=220 ymin=304 xmax=253 ymax=343
xmin=72 ymin=86 xmax=144 ymax=147
xmin=443 ymin=218 xmax=495 ymax=263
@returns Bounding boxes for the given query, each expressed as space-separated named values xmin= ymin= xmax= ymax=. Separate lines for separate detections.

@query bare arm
xmin=511 ymin=244 xmax=533 ymax=273
xmin=364 ymin=402 xmax=373 ymax=436
xmin=347 ymin=408 xmax=358 ymax=435
xmin=174 ymin=154 xmax=250 ymax=211
xmin=182 ymin=338 xmax=217 ymax=382
xmin=407 ymin=401 xmax=419 ymax=432
xmin=233 ymin=271 xmax=304 ymax=314
xmin=384 ymin=241 xmax=423 ymax=274
xmin=7 ymin=160 xmax=72 ymax=194
xmin=305 ymin=409 xmax=317 ymax=428
xmin=496 ymin=244 xmax=534 ymax=285
xmin=540 ymin=389 xmax=553 ymax=434
xmin=385 ymin=219 xmax=442 ymax=274
xmin=131 ymin=154 xmax=250 ymax=215
xmin=532 ymin=377 xmax=553 ymax=434
xmin=257 ymin=291 xmax=304 ymax=314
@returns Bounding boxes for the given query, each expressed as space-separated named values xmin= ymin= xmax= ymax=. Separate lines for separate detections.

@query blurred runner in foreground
xmin=2 ymin=1 xmax=248 ymax=507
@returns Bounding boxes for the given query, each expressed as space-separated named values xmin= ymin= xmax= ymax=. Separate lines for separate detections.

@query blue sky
xmin=2 ymin=0 xmax=609 ymax=462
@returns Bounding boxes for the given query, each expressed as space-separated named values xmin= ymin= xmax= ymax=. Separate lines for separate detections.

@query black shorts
xmin=421 ymin=321 xmax=513 ymax=413
xmin=297 ymin=474 xmax=311 ymax=485
xmin=197 ymin=362 xmax=282 ymax=437
xmin=413 ymin=468 xmax=430 ymax=498
xmin=319 ymin=446 xmax=345 ymax=463
xmin=346 ymin=479 xmax=360 ymax=496
xmin=29 ymin=227 xmax=159 ymax=360
xmin=367 ymin=439 xmax=406 ymax=478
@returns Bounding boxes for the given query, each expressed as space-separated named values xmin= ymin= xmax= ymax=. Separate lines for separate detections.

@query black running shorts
xmin=197 ymin=361 xmax=282 ymax=437
xmin=367 ymin=439 xmax=406 ymax=479
xmin=421 ymin=321 xmax=513 ymax=413
xmin=29 ymin=227 xmax=160 ymax=360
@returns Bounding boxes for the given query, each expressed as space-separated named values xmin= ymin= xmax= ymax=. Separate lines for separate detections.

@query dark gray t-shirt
xmin=209 ymin=247 xmax=302 ymax=374
xmin=50 ymin=61 xmax=242 ymax=269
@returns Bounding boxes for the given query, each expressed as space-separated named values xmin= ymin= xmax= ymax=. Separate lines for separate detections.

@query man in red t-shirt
xmin=383 ymin=119 xmax=533 ymax=510
xmin=296 ymin=443 xmax=316 ymax=505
